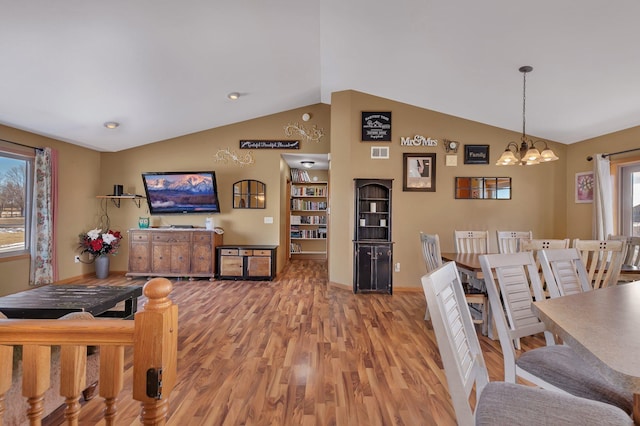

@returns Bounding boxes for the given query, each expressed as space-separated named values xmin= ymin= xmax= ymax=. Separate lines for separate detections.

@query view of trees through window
xmin=0 ymin=156 xmax=28 ymax=253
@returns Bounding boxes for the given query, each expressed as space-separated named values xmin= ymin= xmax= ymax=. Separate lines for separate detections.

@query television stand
xmin=127 ymin=228 xmax=223 ymax=280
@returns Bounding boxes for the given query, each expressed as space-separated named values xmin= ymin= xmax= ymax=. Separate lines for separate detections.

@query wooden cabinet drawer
xmin=220 ymin=249 xmax=239 ymax=256
xmin=152 ymin=232 xmax=190 ymax=242
xmin=130 ymin=232 xmax=149 ymax=242
xmin=240 ymin=249 xmax=253 ymax=256
xmin=192 ymin=232 xmax=211 ymax=243
xmin=253 ymin=250 xmax=271 ymax=256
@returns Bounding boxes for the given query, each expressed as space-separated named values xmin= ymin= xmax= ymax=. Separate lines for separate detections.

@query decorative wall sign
xmin=575 ymin=171 xmax=594 ymax=203
xmin=464 ymin=145 xmax=490 ymax=164
xmin=400 ymin=135 xmax=438 ymax=147
xmin=403 ymin=153 xmax=436 ymax=192
xmin=362 ymin=112 xmax=392 ymax=141
xmin=240 ymin=140 xmax=300 ymax=149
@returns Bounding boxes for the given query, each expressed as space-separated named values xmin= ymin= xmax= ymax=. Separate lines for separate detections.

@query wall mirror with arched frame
xmin=455 ymin=177 xmax=511 ymax=200
xmin=233 ymin=179 xmax=266 ymax=208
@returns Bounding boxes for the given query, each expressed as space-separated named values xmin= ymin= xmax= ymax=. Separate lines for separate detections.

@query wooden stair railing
xmin=0 ymin=277 xmax=177 ymax=426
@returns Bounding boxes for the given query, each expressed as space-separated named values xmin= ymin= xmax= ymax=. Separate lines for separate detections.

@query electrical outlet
xmin=74 ymin=255 xmax=80 ymax=263
xmin=395 ymin=262 xmax=400 ymax=272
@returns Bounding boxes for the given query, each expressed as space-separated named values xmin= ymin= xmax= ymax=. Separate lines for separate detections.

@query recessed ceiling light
xmin=227 ymin=92 xmax=240 ymax=100
xmin=104 ymin=121 xmax=120 ymax=129
xmin=301 ymin=161 xmax=315 ymax=169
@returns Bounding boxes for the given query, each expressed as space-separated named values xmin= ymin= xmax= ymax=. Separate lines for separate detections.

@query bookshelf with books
xmin=288 ymin=178 xmax=328 ymax=259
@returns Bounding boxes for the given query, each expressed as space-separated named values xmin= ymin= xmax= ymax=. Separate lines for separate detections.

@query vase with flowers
xmin=79 ymin=228 xmax=123 ymax=279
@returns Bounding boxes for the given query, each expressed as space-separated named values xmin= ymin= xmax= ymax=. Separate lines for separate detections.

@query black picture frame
xmin=403 ymin=153 xmax=436 ymax=192
xmin=361 ymin=112 xmax=392 ymax=141
xmin=464 ymin=145 xmax=490 ymax=164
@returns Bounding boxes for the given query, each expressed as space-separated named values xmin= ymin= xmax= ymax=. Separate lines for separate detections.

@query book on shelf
xmin=290 ymin=168 xmax=310 ymax=183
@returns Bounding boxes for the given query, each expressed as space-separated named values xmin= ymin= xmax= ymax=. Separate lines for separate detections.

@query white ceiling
xmin=2 ymin=1 xmax=640 ymax=152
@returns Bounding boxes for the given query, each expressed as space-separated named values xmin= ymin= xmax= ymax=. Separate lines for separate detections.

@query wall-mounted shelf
xmin=96 ymin=195 xmax=146 ymax=208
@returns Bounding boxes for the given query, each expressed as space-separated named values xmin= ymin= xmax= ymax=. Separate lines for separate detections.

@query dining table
xmin=440 ymin=252 xmax=485 ymax=281
xmin=532 ymin=281 xmax=640 ymax=424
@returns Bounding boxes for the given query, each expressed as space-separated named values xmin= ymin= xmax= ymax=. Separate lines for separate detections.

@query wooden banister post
xmin=133 ymin=278 xmax=178 ymax=426
xmin=22 ymin=345 xmax=51 ymax=425
xmin=0 ymin=344 xmax=13 ymax=425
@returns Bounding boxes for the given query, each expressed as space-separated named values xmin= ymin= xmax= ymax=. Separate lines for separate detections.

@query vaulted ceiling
xmin=2 ymin=1 xmax=639 ymax=152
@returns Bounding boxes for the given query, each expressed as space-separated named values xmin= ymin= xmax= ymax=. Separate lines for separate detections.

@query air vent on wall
xmin=371 ymin=146 xmax=389 ymax=159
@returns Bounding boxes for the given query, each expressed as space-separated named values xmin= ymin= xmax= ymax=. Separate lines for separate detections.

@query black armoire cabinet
xmin=353 ymin=179 xmax=393 ymax=294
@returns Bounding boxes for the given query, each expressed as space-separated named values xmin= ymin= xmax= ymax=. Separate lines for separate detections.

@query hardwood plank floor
xmin=61 ymin=260 xmax=543 ymax=425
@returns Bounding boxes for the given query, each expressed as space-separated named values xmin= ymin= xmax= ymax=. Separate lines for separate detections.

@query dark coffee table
xmin=0 ymin=285 xmax=143 ymax=319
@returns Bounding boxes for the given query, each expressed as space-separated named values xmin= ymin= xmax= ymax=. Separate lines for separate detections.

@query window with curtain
xmin=619 ymin=161 xmax=640 ymax=236
xmin=0 ymin=148 xmax=34 ymax=257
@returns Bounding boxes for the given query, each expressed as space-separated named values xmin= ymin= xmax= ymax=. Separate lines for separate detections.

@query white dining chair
xmin=419 ymin=232 xmax=487 ymax=331
xmin=454 ymin=230 xmax=489 ymax=254
xmin=421 ymin=261 xmax=633 ymax=426
xmin=608 ymin=234 xmax=640 ymax=282
xmin=453 ymin=230 xmax=490 ymax=296
xmin=539 ymin=248 xmax=593 ymax=298
xmin=573 ymin=239 xmax=625 ymax=288
xmin=496 ymin=230 xmax=533 ymax=254
xmin=478 ymin=252 xmax=633 ymax=415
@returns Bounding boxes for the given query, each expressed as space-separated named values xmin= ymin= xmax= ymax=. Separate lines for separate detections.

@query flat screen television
xmin=141 ymin=171 xmax=221 ymax=215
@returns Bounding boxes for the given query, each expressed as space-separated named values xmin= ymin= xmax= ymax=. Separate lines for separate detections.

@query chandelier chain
xmin=522 ymin=70 xmax=527 ymax=140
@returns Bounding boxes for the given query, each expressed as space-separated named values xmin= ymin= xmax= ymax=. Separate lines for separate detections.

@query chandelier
xmin=496 ymin=66 xmax=559 ymax=166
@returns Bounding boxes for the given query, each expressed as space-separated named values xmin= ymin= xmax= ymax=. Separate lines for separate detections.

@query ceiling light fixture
xmin=300 ymin=161 xmax=315 ymax=169
xmin=104 ymin=121 xmax=120 ymax=129
xmin=227 ymin=92 xmax=240 ymax=100
xmin=496 ymin=66 xmax=559 ymax=166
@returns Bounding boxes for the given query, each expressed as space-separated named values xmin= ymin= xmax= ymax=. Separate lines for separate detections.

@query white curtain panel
xmin=593 ymin=153 xmax=613 ymax=239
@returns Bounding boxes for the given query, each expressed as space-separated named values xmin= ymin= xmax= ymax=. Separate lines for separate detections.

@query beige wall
xmin=328 ymin=90 xmax=569 ymax=289
xmin=564 ymin=125 xmax=640 ymax=239
xmin=2 ymin=91 xmax=640 ymax=296
xmin=99 ymin=104 xmax=331 ymax=274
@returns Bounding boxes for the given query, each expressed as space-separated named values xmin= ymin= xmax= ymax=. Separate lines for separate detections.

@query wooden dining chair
xmin=419 ymin=232 xmax=487 ymax=331
xmin=572 ymin=239 xmax=625 ymax=288
xmin=496 ymin=230 xmax=533 ymax=254
xmin=538 ymin=248 xmax=592 ymax=297
xmin=421 ymin=261 xmax=633 ymax=426
xmin=478 ymin=252 xmax=633 ymax=415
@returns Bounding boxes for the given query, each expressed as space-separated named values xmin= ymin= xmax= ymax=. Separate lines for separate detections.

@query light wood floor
xmin=62 ymin=260 xmax=543 ymax=425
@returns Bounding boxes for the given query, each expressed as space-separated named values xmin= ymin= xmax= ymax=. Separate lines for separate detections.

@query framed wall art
xmin=575 ymin=171 xmax=594 ymax=203
xmin=464 ymin=144 xmax=490 ymax=164
xmin=403 ymin=153 xmax=436 ymax=192
xmin=362 ymin=112 xmax=392 ymax=141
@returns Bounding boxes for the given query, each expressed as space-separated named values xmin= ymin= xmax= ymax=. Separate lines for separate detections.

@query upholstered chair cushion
xmin=517 ymin=345 xmax=632 ymax=414
xmin=476 ymin=382 xmax=633 ymax=426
